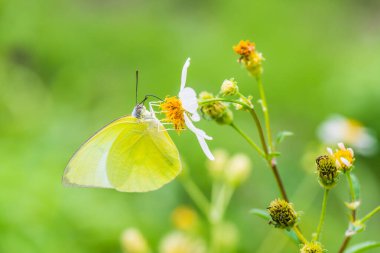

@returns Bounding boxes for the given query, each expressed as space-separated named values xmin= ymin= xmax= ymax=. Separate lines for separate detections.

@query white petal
xmin=179 ymin=87 xmax=198 ymax=114
xmin=327 ymin=147 xmax=333 ymax=155
xmin=180 ymin=58 xmax=191 ymax=91
xmin=191 ymin=111 xmax=200 ymax=122
xmin=184 ymin=114 xmax=214 ymax=160
xmin=338 ymin=142 xmax=346 ymax=150
xmin=348 ymin=148 xmax=354 ymax=156
xmin=340 ymin=157 xmax=351 ymax=167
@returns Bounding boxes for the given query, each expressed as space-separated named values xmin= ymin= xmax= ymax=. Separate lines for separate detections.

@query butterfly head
xmin=132 ymin=104 xmax=145 ymax=119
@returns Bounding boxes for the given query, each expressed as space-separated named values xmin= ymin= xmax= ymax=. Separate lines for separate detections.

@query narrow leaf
xmin=350 ymin=173 xmax=361 ymax=201
xmin=285 ymin=230 xmax=301 ymax=244
xmin=250 ymin=208 xmax=300 ymax=245
xmin=276 ymin=131 xmax=294 ymax=144
xmin=345 ymin=241 xmax=380 ymax=253
xmin=250 ymin=208 xmax=270 ymax=220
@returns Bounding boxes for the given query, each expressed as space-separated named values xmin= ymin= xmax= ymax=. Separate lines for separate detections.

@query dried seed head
xmin=267 ymin=199 xmax=298 ymax=229
xmin=316 ymin=155 xmax=339 ymax=189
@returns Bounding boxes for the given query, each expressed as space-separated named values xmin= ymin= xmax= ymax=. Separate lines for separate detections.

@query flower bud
xmin=300 ymin=241 xmax=324 ymax=253
xmin=225 ymin=153 xmax=252 ymax=187
xmin=215 ymin=108 xmax=233 ymax=125
xmin=220 ymin=79 xmax=238 ymax=96
xmin=159 ymin=232 xmax=206 ymax=253
xmin=171 ymin=206 xmax=199 ymax=232
xmin=207 ymin=149 xmax=229 ymax=180
xmin=268 ymin=199 xmax=298 ymax=230
xmin=316 ymin=155 xmax=339 ymax=189
xmin=212 ymin=222 xmax=239 ymax=252
xmin=199 ymin=93 xmax=233 ymax=125
xmin=121 ymin=228 xmax=151 ymax=253
xmin=234 ymin=96 xmax=253 ymax=111
xmin=198 ymin=91 xmax=214 ymax=100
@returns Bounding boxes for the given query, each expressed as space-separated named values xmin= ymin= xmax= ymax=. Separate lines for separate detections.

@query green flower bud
xmin=207 ymin=149 xmax=229 ymax=180
xmin=267 ymin=199 xmax=298 ymax=230
xmin=220 ymin=79 xmax=238 ymax=96
xmin=199 ymin=91 xmax=214 ymax=100
xmin=300 ymin=241 xmax=324 ymax=253
xmin=224 ymin=153 xmax=252 ymax=187
xmin=215 ymin=108 xmax=233 ymax=125
xmin=121 ymin=228 xmax=151 ymax=253
xmin=199 ymin=92 xmax=233 ymax=125
xmin=316 ymin=155 xmax=339 ymax=189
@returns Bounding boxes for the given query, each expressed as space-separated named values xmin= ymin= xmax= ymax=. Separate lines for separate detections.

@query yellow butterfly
xmin=63 ymin=103 xmax=182 ymax=192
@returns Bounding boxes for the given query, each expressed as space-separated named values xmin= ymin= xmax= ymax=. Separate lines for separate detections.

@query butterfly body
xmin=63 ymin=106 xmax=182 ymax=192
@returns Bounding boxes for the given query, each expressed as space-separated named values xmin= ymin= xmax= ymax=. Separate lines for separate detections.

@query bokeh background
xmin=1 ymin=0 xmax=379 ymax=252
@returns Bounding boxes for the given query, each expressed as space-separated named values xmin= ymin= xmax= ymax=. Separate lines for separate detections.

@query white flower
xmin=179 ymin=58 xmax=214 ymax=160
xmin=318 ymin=115 xmax=377 ymax=156
xmin=150 ymin=58 xmax=214 ymax=160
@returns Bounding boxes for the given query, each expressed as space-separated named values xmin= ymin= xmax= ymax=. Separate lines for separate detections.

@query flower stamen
xmin=160 ymin=96 xmax=186 ymax=132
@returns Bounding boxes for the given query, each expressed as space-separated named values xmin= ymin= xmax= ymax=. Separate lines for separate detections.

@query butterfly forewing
xmin=63 ymin=116 xmax=181 ymax=192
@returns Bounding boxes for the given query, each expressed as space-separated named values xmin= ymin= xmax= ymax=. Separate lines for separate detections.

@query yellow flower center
xmin=233 ymin=40 xmax=255 ymax=57
xmin=160 ymin=96 xmax=185 ymax=132
xmin=334 ymin=149 xmax=354 ymax=170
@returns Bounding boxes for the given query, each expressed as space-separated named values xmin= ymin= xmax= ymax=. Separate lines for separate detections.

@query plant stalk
xmin=256 ymin=76 xmax=274 ymax=151
xmin=315 ymin=189 xmax=329 ymax=241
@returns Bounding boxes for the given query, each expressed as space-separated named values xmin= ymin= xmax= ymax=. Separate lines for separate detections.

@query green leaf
xmin=350 ymin=173 xmax=361 ymax=201
xmin=250 ymin=208 xmax=270 ymax=220
xmin=285 ymin=229 xmax=301 ymax=245
xmin=250 ymin=208 xmax=300 ymax=245
xmin=276 ymin=131 xmax=294 ymax=144
xmin=345 ymin=241 xmax=380 ymax=253
xmin=268 ymin=152 xmax=282 ymax=159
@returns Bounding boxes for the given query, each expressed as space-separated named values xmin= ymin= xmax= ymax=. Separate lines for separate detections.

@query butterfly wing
xmin=63 ymin=115 xmax=182 ymax=192
xmin=106 ymin=119 xmax=182 ymax=192
xmin=63 ymin=116 xmax=139 ymax=188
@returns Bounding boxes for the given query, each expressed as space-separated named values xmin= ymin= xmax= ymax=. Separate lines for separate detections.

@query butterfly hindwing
xmin=106 ymin=119 xmax=182 ymax=192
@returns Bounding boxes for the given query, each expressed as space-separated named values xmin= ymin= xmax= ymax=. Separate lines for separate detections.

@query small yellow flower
xmin=233 ymin=40 xmax=264 ymax=77
xmin=328 ymin=143 xmax=355 ymax=172
xmin=300 ymin=241 xmax=324 ymax=253
xmin=171 ymin=206 xmax=199 ymax=231
xmin=233 ymin=40 xmax=256 ymax=58
xmin=121 ymin=228 xmax=151 ymax=253
xmin=151 ymin=58 xmax=214 ymax=160
xmin=160 ymin=96 xmax=185 ymax=132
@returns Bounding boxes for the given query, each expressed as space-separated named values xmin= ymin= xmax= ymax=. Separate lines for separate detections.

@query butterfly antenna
xmin=135 ymin=70 xmax=139 ymax=106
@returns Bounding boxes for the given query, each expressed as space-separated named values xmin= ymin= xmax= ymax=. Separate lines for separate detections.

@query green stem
xmin=360 ymin=206 xmax=380 ymax=224
xmin=293 ymin=226 xmax=307 ymax=244
xmin=338 ymin=171 xmax=358 ymax=253
xmin=200 ymin=97 xmax=288 ymax=201
xmin=179 ymin=174 xmax=210 ymax=218
xmin=256 ymin=76 xmax=274 ymax=151
xmin=199 ymin=98 xmax=250 ymax=109
xmin=230 ymin=122 xmax=265 ymax=158
xmin=346 ymin=172 xmax=357 ymax=220
xmin=248 ymin=108 xmax=269 ymax=155
xmin=315 ymin=189 xmax=330 ymax=241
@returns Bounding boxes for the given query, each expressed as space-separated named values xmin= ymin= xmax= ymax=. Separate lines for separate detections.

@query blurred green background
xmin=1 ymin=0 xmax=379 ymax=252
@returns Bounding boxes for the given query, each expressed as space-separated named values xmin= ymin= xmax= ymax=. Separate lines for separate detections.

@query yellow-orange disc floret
xmin=233 ymin=40 xmax=256 ymax=58
xmin=160 ymin=96 xmax=186 ymax=132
